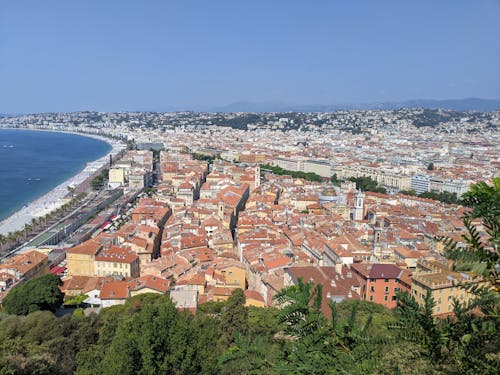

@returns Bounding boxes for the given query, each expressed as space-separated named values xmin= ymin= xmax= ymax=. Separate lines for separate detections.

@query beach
xmin=0 ymin=130 xmax=125 ymax=235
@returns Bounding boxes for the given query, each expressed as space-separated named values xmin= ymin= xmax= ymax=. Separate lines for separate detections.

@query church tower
xmin=255 ymin=165 xmax=261 ymax=188
xmin=353 ymin=190 xmax=365 ymax=221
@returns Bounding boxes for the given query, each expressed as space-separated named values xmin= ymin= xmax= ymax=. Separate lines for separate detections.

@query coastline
xmin=0 ymin=128 xmax=126 ymax=235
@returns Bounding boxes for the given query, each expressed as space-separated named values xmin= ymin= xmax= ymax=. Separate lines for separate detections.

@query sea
xmin=0 ymin=129 xmax=111 ymax=222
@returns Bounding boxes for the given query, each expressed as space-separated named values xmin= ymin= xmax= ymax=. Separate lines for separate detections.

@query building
xmin=350 ymin=263 xmax=411 ymax=309
xmin=0 ymin=250 xmax=49 ymax=281
xmin=129 ymin=275 xmax=170 ymax=297
xmin=244 ymin=290 xmax=266 ymax=307
xmin=66 ymin=240 xmax=140 ymax=278
xmin=302 ymin=160 xmax=333 ymax=178
xmin=353 ymin=190 xmax=365 ymax=221
xmin=95 ymin=246 xmax=140 ymax=278
xmin=169 ymin=289 xmax=198 ymax=312
xmin=66 ymin=240 xmax=101 ymax=276
xmin=411 ymin=174 xmax=430 ymax=194
xmin=334 ymin=165 xmax=411 ymax=190
xmin=100 ymin=281 xmax=130 ymax=308
xmin=284 ymin=266 xmax=361 ymax=316
xmin=108 ymin=167 xmax=126 ymax=188
xmin=411 ymin=260 xmax=481 ymax=316
xmin=129 ymin=171 xmax=149 ymax=190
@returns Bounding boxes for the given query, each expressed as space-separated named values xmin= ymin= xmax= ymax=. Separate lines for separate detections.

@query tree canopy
xmin=2 ymin=274 xmax=64 ymax=315
xmin=261 ymin=164 xmax=323 ymax=183
xmin=348 ymin=176 xmax=387 ymax=194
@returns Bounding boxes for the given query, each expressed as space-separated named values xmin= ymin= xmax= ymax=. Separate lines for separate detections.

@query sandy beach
xmin=0 ymin=130 xmax=125 ymax=235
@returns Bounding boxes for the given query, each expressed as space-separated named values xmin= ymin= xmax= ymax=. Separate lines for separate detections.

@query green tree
xmin=274 ymin=278 xmax=324 ymax=338
xmin=348 ymin=176 xmax=387 ymax=194
xmin=219 ymin=335 xmax=276 ymax=375
xmin=330 ymin=173 xmax=342 ymax=186
xmin=3 ymin=274 xmax=64 ymax=315
xmin=219 ymin=289 xmax=248 ymax=348
xmin=400 ymin=189 xmax=416 ymax=196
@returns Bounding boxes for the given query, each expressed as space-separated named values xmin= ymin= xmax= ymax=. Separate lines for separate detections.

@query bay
xmin=0 ymin=129 xmax=111 ymax=221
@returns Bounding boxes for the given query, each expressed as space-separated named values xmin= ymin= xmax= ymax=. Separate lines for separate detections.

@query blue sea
xmin=0 ymin=129 xmax=111 ymax=222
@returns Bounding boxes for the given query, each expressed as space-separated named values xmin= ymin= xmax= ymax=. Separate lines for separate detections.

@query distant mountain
xmin=207 ymin=98 xmax=500 ymax=113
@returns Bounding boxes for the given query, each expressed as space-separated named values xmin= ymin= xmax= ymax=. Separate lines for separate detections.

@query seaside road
xmin=3 ymin=191 xmax=100 ymax=258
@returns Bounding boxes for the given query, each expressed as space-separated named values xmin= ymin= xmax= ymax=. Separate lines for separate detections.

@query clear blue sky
xmin=1 ymin=0 xmax=499 ymax=112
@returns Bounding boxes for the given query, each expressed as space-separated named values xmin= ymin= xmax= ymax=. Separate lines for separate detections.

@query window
xmin=436 ymin=307 xmax=440 ymax=313
xmin=370 ymin=278 xmax=376 ymax=282
xmin=394 ymin=287 xmax=400 ymax=292
xmin=370 ymin=286 xmax=375 ymax=292
xmin=369 ymin=296 xmax=374 ymax=301
xmin=385 ymin=286 xmax=389 ymax=292
xmin=384 ymin=278 xmax=389 ymax=282
xmin=384 ymin=295 xmax=388 ymax=301
xmin=392 ymin=296 xmax=397 ymax=301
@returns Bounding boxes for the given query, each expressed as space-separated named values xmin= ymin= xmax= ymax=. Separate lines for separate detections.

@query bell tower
xmin=353 ymin=190 xmax=364 ymax=221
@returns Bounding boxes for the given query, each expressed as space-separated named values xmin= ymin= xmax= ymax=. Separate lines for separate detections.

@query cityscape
xmin=0 ymin=1 xmax=498 ymax=374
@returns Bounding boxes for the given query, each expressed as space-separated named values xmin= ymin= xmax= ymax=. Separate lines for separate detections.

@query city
xmin=0 ymin=1 xmax=498 ymax=374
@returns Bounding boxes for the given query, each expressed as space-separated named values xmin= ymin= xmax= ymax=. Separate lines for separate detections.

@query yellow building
xmin=129 ymin=275 xmax=170 ymax=297
xmin=95 ymin=246 xmax=140 ymax=279
xmin=244 ymin=290 xmax=266 ymax=307
xmin=66 ymin=240 xmax=140 ymax=279
xmin=66 ymin=241 xmax=100 ymax=276
xmin=211 ymin=262 xmax=246 ymax=289
xmin=108 ymin=167 xmax=126 ymax=187
xmin=411 ymin=260 xmax=481 ymax=316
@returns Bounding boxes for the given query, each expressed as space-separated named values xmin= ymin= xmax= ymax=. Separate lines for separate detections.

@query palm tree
xmin=31 ymin=217 xmax=38 ymax=231
xmin=14 ymin=230 xmax=23 ymax=243
xmin=23 ymin=224 xmax=32 ymax=238
xmin=0 ymin=234 xmax=6 ymax=251
xmin=7 ymin=232 xmax=16 ymax=244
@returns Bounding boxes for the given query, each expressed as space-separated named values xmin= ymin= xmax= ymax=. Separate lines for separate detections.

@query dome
xmin=322 ymin=187 xmax=337 ymax=197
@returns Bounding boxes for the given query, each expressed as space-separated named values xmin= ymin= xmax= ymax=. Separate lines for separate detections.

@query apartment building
xmin=411 ymin=260 xmax=481 ymax=316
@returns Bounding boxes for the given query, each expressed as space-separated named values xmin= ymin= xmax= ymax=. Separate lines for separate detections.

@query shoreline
xmin=0 ymin=128 xmax=126 ymax=235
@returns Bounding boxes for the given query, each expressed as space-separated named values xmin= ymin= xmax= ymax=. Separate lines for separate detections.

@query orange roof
xmin=95 ymin=246 xmax=138 ymax=264
xmin=130 ymin=275 xmax=170 ymax=293
xmin=0 ymin=250 xmax=48 ymax=276
xmin=67 ymin=240 xmax=101 ymax=255
xmin=244 ymin=290 xmax=265 ymax=303
xmin=100 ymin=281 xmax=130 ymax=300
